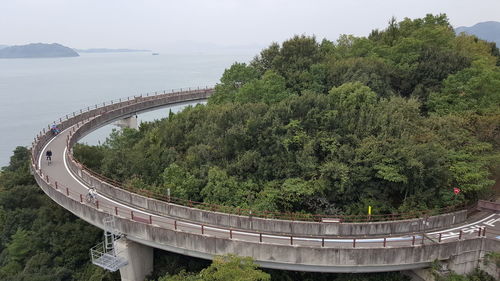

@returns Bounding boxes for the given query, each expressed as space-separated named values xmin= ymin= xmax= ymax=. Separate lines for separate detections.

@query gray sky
xmin=1 ymin=0 xmax=499 ymax=51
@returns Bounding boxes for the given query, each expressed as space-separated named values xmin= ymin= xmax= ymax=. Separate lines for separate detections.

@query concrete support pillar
xmin=116 ymin=238 xmax=153 ymax=281
xmin=114 ymin=115 xmax=138 ymax=129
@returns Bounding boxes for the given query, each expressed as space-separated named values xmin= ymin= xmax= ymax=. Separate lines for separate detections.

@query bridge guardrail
xmin=34 ymin=170 xmax=490 ymax=248
xmin=32 ymin=87 xmax=470 ymax=237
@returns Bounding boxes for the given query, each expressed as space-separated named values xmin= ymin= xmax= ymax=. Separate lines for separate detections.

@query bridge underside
xmin=127 ymin=235 xmax=433 ymax=273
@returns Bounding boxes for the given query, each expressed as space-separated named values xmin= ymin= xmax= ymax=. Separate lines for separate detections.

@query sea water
xmin=0 ymin=51 xmax=254 ymax=167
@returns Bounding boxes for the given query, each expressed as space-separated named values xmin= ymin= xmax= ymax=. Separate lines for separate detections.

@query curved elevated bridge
xmin=30 ymin=88 xmax=500 ymax=280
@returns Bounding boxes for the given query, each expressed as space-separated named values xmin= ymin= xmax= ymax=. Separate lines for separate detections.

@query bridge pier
xmin=116 ymin=237 xmax=153 ymax=281
xmin=114 ymin=115 xmax=138 ymax=129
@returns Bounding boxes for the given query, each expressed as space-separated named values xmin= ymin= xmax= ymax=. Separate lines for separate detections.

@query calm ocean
xmin=0 ymin=51 xmax=254 ymax=167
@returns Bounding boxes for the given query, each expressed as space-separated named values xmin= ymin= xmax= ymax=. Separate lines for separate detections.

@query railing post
xmin=66 ymin=187 xmax=69 ymax=196
xmin=290 ymin=236 xmax=293 ymax=245
xmin=115 ymin=206 xmax=118 ymax=215
xmin=259 ymin=233 xmax=262 ymax=243
xmin=131 ymin=210 xmax=134 ymax=220
xmin=201 ymin=225 xmax=204 ymax=235
xmin=80 ymin=194 xmax=83 ymax=202
xmin=412 ymin=235 xmax=415 ymax=246
xmin=149 ymin=215 xmax=152 ymax=224
xmin=353 ymin=238 xmax=356 ymax=248
xmin=46 ymin=175 xmax=49 ymax=183
xmin=459 ymin=230 xmax=462 ymax=240
xmin=438 ymin=233 xmax=442 ymax=243
xmin=322 ymin=237 xmax=325 ymax=247
xmin=383 ymin=237 xmax=386 ymax=247
xmin=174 ymin=220 xmax=177 ymax=230
xmin=230 ymin=229 xmax=232 ymax=239
xmin=96 ymin=201 xmax=99 ymax=209
xmin=55 ymin=181 xmax=58 ymax=189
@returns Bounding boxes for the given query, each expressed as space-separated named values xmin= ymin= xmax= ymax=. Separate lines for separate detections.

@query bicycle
xmin=86 ymin=193 xmax=96 ymax=205
xmin=86 ymin=189 xmax=98 ymax=205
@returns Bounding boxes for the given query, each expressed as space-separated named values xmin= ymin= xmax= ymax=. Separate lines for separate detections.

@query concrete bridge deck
xmin=30 ymin=88 xmax=500 ymax=277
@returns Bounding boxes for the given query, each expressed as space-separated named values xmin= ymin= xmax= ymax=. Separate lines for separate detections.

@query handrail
xmin=33 ymin=170 xmax=489 ymax=248
xmin=31 ymin=86 xmax=470 ymax=226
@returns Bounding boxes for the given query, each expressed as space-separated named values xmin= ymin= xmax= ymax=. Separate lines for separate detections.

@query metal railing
xmin=34 ymin=170 xmax=492 ymax=249
xmin=90 ymin=241 xmax=128 ymax=272
xmin=31 ymin=86 xmax=471 ymax=229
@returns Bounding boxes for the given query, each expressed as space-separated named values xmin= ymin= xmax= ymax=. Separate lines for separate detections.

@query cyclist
xmin=86 ymin=187 xmax=98 ymax=204
xmin=45 ymin=149 xmax=53 ymax=164
xmin=50 ymin=124 xmax=60 ymax=135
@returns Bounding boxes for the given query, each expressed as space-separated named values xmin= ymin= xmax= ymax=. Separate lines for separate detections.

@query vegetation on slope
xmin=0 ymin=147 xmax=119 ymax=281
xmin=76 ymin=14 xmax=500 ymax=217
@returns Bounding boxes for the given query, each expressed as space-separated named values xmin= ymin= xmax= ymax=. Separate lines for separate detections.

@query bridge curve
xmin=31 ymin=88 xmax=500 ymax=274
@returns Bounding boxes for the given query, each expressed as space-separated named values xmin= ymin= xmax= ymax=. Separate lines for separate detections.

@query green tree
xmin=160 ymin=255 xmax=270 ymax=281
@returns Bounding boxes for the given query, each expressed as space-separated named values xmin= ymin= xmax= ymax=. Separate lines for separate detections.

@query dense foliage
xmin=0 ymin=147 xmax=119 ymax=281
xmin=76 ymin=14 xmax=499 ymax=216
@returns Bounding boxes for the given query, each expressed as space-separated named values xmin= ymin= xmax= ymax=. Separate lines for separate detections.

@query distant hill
xmin=0 ymin=45 xmax=8 ymax=50
xmin=75 ymin=48 xmax=151 ymax=53
xmin=0 ymin=43 xmax=79 ymax=58
xmin=455 ymin=21 xmax=500 ymax=46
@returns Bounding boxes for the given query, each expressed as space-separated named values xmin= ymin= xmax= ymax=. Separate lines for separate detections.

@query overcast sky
xmin=1 ymin=0 xmax=499 ymax=51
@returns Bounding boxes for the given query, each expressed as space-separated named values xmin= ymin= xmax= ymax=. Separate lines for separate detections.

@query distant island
xmin=0 ymin=43 xmax=79 ymax=58
xmin=75 ymin=48 xmax=151 ymax=53
xmin=455 ymin=21 xmax=500 ymax=45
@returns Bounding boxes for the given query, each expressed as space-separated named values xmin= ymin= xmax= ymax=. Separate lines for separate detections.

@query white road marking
xmin=428 ymin=213 xmax=497 ymax=234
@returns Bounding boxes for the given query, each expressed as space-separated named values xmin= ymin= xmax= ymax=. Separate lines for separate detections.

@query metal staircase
xmin=90 ymin=215 xmax=128 ymax=272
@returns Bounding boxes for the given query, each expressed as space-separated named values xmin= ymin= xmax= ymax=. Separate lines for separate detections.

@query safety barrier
xmin=31 ymin=87 xmax=470 ymax=237
xmin=34 ymin=170 xmax=489 ymax=248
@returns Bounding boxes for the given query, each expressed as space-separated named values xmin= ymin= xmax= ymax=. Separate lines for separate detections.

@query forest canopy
xmin=75 ymin=14 xmax=500 ymax=217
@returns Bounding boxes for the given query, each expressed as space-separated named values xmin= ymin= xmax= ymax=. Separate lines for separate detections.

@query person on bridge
xmin=87 ymin=187 xmax=98 ymax=204
xmin=45 ymin=149 xmax=52 ymax=162
xmin=50 ymin=124 xmax=60 ymax=135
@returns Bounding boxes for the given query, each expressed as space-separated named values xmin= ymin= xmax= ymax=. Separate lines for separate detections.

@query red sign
xmin=453 ymin=187 xmax=460 ymax=195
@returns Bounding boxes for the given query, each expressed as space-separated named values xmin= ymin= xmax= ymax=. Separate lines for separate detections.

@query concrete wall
xmin=477 ymin=200 xmax=500 ymax=212
xmin=34 ymin=172 xmax=499 ymax=273
xmin=446 ymin=238 xmax=500 ymax=277
xmin=70 ymin=166 xmax=468 ymax=237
